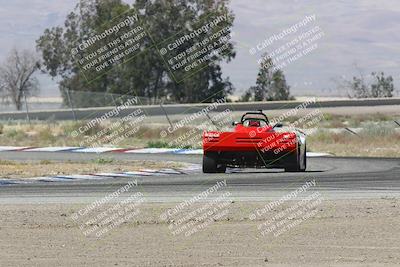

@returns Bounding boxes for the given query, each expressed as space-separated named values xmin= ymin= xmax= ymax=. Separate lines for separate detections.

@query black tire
xmin=285 ymin=166 xmax=299 ymax=172
xmin=284 ymin=144 xmax=301 ymax=172
xmin=203 ymin=153 xmax=218 ymax=173
xmin=217 ymin=164 xmax=227 ymax=173
xmin=299 ymin=144 xmax=307 ymax=172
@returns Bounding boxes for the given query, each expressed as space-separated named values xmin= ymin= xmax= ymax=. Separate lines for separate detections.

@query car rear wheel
xmin=284 ymin=143 xmax=302 ymax=172
xmin=299 ymin=144 xmax=307 ymax=172
xmin=203 ymin=153 xmax=218 ymax=173
xmin=217 ymin=164 xmax=227 ymax=173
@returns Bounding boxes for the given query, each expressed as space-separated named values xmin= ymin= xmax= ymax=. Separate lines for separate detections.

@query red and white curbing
xmin=0 ymin=146 xmax=330 ymax=156
xmin=0 ymin=145 xmax=333 ymax=186
xmin=0 ymin=146 xmax=201 ymax=154
xmin=0 ymin=163 xmax=201 ymax=186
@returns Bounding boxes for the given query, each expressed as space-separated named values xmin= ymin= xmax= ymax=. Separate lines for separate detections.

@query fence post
xmin=110 ymin=93 xmax=118 ymax=108
xmin=205 ymin=112 xmax=220 ymax=131
xmin=110 ymin=93 xmax=121 ymax=119
xmin=66 ymin=88 xmax=77 ymax=121
xmin=23 ymin=91 xmax=31 ymax=125
xmin=160 ymin=102 xmax=173 ymax=128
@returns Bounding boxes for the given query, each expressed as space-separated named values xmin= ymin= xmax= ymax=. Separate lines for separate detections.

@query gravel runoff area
xmin=0 ymin=198 xmax=399 ymax=266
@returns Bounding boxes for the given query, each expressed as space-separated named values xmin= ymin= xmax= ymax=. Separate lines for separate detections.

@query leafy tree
xmin=36 ymin=0 xmax=235 ymax=106
xmin=0 ymin=48 xmax=40 ymax=110
xmin=239 ymin=87 xmax=253 ymax=102
xmin=268 ymin=70 xmax=291 ymax=101
xmin=342 ymin=71 xmax=395 ymax=98
xmin=350 ymin=76 xmax=369 ymax=98
xmin=370 ymin=72 xmax=394 ymax=98
xmin=240 ymin=54 xmax=291 ymax=101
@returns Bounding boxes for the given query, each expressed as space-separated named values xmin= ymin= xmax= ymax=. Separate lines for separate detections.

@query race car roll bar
xmin=240 ymin=110 xmax=270 ymax=125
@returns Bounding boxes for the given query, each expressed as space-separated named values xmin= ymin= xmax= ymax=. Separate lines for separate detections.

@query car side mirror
xmin=273 ymin=122 xmax=283 ymax=128
xmin=232 ymin=121 xmax=239 ymax=126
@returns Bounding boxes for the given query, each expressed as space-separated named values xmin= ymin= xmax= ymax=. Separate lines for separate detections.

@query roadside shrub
xmin=38 ymin=128 xmax=56 ymax=144
xmin=308 ymin=129 xmax=350 ymax=144
xmin=5 ymin=128 xmax=26 ymax=140
xmin=136 ymin=126 xmax=163 ymax=139
xmin=92 ymin=157 xmax=114 ymax=164
xmin=359 ymin=122 xmax=395 ymax=137
xmin=61 ymin=120 xmax=107 ymax=137
xmin=147 ymin=140 xmax=171 ymax=148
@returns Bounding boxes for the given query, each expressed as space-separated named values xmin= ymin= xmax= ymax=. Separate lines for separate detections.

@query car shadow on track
xmin=226 ymin=169 xmax=325 ymax=174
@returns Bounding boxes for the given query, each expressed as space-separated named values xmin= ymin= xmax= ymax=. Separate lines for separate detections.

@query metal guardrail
xmin=0 ymin=97 xmax=399 ymax=121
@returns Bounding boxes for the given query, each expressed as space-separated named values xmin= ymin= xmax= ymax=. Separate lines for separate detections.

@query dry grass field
xmin=0 ymin=112 xmax=399 ymax=157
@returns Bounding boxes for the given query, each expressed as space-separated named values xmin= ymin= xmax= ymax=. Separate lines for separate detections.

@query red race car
xmin=202 ymin=110 xmax=306 ymax=173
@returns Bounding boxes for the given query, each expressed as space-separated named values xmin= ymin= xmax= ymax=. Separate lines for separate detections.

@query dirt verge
xmin=0 ymin=198 xmax=399 ymax=266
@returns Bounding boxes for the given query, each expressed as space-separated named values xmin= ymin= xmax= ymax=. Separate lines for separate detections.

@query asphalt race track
xmin=0 ymin=151 xmax=399 ymax=204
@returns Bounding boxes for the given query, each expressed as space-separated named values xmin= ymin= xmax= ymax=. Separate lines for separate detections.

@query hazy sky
xmin=0 ymin=0 xmax=399 ymax=97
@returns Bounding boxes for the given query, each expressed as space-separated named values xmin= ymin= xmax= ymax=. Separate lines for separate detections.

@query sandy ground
xmin=0 ymin=198 xmax=399 ymax=266
xmin=0 ymin=160 xmax=183 ymax=178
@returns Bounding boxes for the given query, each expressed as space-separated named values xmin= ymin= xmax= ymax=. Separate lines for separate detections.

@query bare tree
xmin=332 ymin=63 xmax=369 ymax=98
xmin=0 ymin=48 xmax=40 ymax=110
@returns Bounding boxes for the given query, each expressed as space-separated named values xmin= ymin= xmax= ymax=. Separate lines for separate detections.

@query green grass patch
xmin=91 ymin=157 xmax=114 ymax=164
